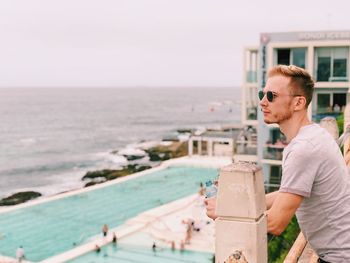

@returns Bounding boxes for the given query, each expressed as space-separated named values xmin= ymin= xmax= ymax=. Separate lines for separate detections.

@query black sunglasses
xmin=258 ymin=90 xmax=301 ymax=102
xmin=258 ymin=91 xmax=275 ymax=102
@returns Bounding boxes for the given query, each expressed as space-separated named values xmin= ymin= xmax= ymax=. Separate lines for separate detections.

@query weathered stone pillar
xmin=215 ymin=162 xmax=267 ymax=263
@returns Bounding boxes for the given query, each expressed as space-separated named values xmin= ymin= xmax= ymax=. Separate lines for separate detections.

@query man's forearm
xmin=266 ymin=191 xmax=278 ymax=210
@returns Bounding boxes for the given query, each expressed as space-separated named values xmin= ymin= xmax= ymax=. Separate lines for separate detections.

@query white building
xmin=241 ymin=30 xmax=350 ymax=190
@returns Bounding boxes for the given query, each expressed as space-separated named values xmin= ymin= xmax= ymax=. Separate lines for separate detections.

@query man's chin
xmin=263 ymin=118 xmax=276 ymax=124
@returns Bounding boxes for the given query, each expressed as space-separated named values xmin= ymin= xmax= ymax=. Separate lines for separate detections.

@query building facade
xmin=241 ymin=30 xmax=350 ymax=190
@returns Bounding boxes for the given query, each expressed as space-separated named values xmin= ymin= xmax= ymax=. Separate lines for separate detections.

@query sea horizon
xmin=0 ymin=87 xmax=241 ymax=199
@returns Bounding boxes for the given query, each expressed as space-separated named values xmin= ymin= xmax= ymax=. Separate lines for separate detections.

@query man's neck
xmin=279 ymin=113 xmax=311 ymax=142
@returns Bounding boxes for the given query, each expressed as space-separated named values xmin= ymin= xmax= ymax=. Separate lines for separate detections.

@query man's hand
xmin=204 ymin=197 xmax=218 ymax=220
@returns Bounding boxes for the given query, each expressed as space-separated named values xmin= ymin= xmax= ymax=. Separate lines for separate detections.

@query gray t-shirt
xmin=280 ymin=123 xmax=350 ymax=262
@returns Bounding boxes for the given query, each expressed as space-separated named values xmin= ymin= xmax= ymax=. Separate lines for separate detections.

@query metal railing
xmin=262 ymin=145 xmax=285 ymax=160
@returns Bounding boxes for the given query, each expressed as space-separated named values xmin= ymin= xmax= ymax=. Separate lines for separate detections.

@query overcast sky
xmin=0 ymin=0 xmax=349 ymax=88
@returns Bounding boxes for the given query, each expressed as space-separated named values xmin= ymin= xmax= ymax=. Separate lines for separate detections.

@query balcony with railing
xmin=234 ymin=127 xmax=258 ymax=162
xmin=246 ymin=107 xmax=258 ymax=121
xmin=262 ymin=142 xmax=286 ymax=161
xmin=236 ymin=141 xmax=257 ymax=155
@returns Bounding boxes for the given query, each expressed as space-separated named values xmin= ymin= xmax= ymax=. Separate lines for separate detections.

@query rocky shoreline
xmin=82 ymin=141 xmax=188 ymax=187
xmin=0 ymin=191 xmax=42 ymax=206
xmin=0 ymin=139 xmax=189 ymax=206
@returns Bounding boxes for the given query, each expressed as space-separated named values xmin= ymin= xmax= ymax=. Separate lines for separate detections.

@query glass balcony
xmin=262 ymin=144 xmax=286 ymax=160
xmin=236 ymin=141 xmax=257 ymax=155
xmin=246 ymin=107 xmax=257 ymax=120
xmin=246 ymin=70 xmax=257 ymax=83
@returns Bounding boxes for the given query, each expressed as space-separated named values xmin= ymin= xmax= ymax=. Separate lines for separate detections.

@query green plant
xmin=337 ymin=113 xmax=344 ymax=136
xmin=268 ymin=216 xmax=300 ymax=262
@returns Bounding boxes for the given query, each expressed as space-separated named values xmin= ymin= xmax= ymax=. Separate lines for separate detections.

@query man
xmin=16 ymin=246 xmax=25 ymax=263
xmin=205 ymin=65 xmax=350 ymax=262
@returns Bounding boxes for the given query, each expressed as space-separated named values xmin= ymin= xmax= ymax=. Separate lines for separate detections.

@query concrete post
xmin=188 ymin=138 xmax=193 ymax=156
xmin=198 ymin=140 xmax=202 ymax=155
xmin=229 ymin=140 xmax=234 ymax=159
xmin=208 ymin=140 xmax=213 ymax=156
xmin=215 ymin=162 xmax=267 ymax=263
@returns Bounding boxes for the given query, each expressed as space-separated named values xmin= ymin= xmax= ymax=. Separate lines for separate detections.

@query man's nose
xmin=259 ymin=96 xmax=268 ymax=107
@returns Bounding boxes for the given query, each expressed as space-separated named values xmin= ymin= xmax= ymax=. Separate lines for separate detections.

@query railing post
xmin=215 ymin=162 xmax=267 ymax=263
xmin=344 ymin=101 xmax=350 ymax=165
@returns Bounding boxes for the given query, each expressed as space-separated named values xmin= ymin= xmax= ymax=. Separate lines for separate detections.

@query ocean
xmin=0 ymin=87 xmax=241 ymax=198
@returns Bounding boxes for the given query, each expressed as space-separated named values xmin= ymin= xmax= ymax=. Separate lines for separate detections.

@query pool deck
xmin=0 ymin=255 xmax=33 ymax=263
xmin=0 ymin=155 xmax=230 ymax=263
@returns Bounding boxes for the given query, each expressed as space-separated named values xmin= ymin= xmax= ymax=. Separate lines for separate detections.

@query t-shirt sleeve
xmin=280 ymin=147 xmax=317 ymax=198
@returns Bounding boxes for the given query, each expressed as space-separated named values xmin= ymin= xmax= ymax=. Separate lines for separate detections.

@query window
xmin=315 ymin=47 xmax=348 ymax=82
xmin=317 ymin=93 xmax=331 ymax=113
xmin=312 ymin=90 xmax=347 ymax=121
xmin=270 ymin=166 xmax=282 ymax=185
xmin=275 ymin=48 xmax=306 ymax=68
xmin=277 ymin=49 xmax=290 ymax=65
xmin=333 ymin=93 xmax=347 ymax=110
xmin=317 ymin=57 xmax=331 ymax=81
xmin=245 ymin=50 xmax=258 ymax=83
xmin=292 ymin=48 xmax=306 ymax=68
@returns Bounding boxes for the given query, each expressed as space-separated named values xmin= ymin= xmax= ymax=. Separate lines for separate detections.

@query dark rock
xmin=0 ymin=191 xmax=42 ymax=206
xmin=176 ymin=129 xmax=192 ymax=134
xmin=82 ymin=170 xmax=116 ymax=180
xmin=84 ymin=181 xmax=101 ymax=187
xmin=82 ymin=165 xmax=152 ymax=184
xmin=145 ymin=148 xmax=172 ymax=161
xmin=123 ymin=155 xmax=145 ymax=161
xmin=146 ymin=141 xmax=187 ymax=161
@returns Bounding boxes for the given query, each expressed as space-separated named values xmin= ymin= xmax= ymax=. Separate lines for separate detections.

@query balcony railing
xmin=262 ymin=144 xmax=286 ymax=160
xmin=246 ymin=70 xmax=257 ymax=83
xmin=236 ymin=141 xmax=257 ymax=155
xmin=246 ymin=107 xmax=257 ymax=120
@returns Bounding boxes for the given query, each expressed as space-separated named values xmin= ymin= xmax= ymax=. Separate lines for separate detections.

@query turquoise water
xmin=0 ymin=166 xmax=217 ymax=262
xmin=69 ymin=244 xmax=214 ymax=263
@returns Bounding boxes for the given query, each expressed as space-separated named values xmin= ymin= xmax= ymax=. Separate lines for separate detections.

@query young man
xmin=205 ymin=65 xmax=350 ymax=262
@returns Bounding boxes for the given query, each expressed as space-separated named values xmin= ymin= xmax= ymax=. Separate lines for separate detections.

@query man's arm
xmin=205 ymin=191 xmax=288 ymax=220
xmin=266 ymin=191 xmax=281 ymax=209
xmin=266 ymin=192 xmax=303 ymax=236
xmin=205 ymin=190 xmax=303 ymax=236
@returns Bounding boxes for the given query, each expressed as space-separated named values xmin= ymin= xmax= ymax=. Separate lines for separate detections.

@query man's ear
xmin=294 ymin=96 xmax=307 ymax=111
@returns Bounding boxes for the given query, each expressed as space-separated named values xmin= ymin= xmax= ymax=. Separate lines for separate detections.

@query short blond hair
xmin=268 ymin=65 xmax=315 ymax=107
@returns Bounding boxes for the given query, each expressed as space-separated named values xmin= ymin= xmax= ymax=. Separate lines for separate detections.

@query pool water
xmin=69 ymin=244 xmax=214 ymax=263
xmin=0 ymin=166 xmax=217 ymax=262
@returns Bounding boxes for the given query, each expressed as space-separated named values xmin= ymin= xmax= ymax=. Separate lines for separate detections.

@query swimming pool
xmin=68 ymin=243 xmax=214 ymax=263
xmin=0 ymin=166 xmax=217 ymax=262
